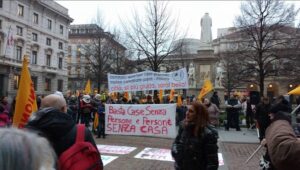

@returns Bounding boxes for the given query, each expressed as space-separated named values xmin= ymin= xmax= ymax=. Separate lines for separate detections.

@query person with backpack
xmin=26 ymin=94 xmax=103 ymax=170
xmin=80 ymin=95 xmax=93 ymax=127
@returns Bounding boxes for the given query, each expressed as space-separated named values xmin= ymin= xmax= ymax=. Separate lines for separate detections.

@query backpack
xmin=59 ymin=124 xmax=103 ymax=170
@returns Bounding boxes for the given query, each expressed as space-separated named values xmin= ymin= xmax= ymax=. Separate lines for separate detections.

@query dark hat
xmin=269 ymin=103 xmax=290 ymax=114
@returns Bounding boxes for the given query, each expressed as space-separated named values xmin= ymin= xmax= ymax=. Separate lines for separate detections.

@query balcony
xmin=41 ymin=65 xmax=57 ymax=74
xmin=0 ymin=55 xmax=22 ymax=67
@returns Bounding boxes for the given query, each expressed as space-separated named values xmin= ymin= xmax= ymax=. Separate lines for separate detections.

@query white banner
xmin=97 ymin=144 xmax=136 ymax=155
xmin=108 ymin=68 xmax=188 ymax=92
xmin=105 ymin=104 xmax=176 ymax=138
xmin=134 ymin=148 xmax=174 ymax=162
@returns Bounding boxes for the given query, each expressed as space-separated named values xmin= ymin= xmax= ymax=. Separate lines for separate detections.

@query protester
xmin=261 ymin=103 xmax=300 ymax=170
xmin=0 ymin=106 xmax=10 ymax=128
xmin=25 ymin=94 xmax=103 ymax=169
xmin=0 ymin=96 xmax=10 ymax=117
xmin=259 ymin=102 xmax=292 ymax=170
xmin=210 ymin=91 xmax=221 ymax=109
xmin=0 ymin=128 xmax=56 ymax=170
xmin=68 ymin=95 xmax=78 ymax=122
xmin=96 ymin=101 xmax=106 ymax=139
xmin=255 ymin=97 xmax=271 ymax=141
xmin=225 ymin=94 xmax=242 ymax=131
xmin=176 ymin=99 xmax=188 ymax=126
xmin=80 ymin=95 xmax=93 ymax=127
xmin=204 ymin=98 xmax=220 ymax=127
xmin=171 ymin=102 xmax=219 ymax=170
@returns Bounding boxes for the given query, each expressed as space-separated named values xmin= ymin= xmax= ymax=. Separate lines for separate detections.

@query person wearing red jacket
xmin=80 ymin=95 xmax=93 ymax=127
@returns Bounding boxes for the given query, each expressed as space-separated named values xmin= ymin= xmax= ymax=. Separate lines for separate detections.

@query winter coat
xmin=210 ymin=95 xmax=220 ymax=108
xmin=0 ymin=113 xmax=10 ymax=127
xmin=266 ymin=120 xmax=300 ymax=170
xmin=26 ymin=107 xmax=99 ymax=157
xmin=171 ymin=122 xmax=219 ymax=170
xmin=206 ymin=103 xmax=220 ymax=126
xmin=255 ymin=103 xmax=271 ymax=128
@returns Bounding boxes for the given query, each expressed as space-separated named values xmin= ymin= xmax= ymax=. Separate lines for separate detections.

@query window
xmin=47 ymin=19 xmax=52 ymax=30
xmin=16 ymin=26 xmax=22 ymax=36
xmin=46 ymin=38 xmax=51 ymax=46
xmin=31 ymin=76 xmax=38 ymax=91
xmin=45 ymin=78 xmax=51 ymax=91
xmin=0 ymin=20 xmax=2 ymax=29
xmin=57 ymin=79 xmax=63 ymax=91
xmin=58 ymin=42 xmax=63 ymax=50
xmin=32 ymin=33 xmax=37 ymax=41
xmin=0 ymin=0 xmax=2 ymax=8
xmin=17 ymin=4 xmax=24 ymax=16
xmin=16 ymin=46 xmax=22 ymax=61
xmin=58 ymin=57 xmax=63 ymax=69
xmin=33 ymin=13 xmax=38 ymax=24
xmin=31 ymin=51 xmax=37 ymax=64
xmin=60 ymin=25 xmax=63 ymax=34
xmin=46 ymin=55 xmax=51 ymax=66
xmin=13 ymin=74 xmax=20 ymax=89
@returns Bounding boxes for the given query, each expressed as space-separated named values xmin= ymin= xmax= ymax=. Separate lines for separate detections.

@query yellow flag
xmin=169 ymin=89 xmax=175 ymax=102
xmin=198 ymin=79 xmax=213 ymax=101
xmin=177 ymin=95 xmax=182 ymax=106
xmin=159 ymin=89 xmax=163 ymax=103
xmin=84 ymin=79 xmax=91 ymax=94
xmin=93 ymin=112 xmax=99 ymax=129
xmin=13 ymin=56 xmax=38 ymax=128
xmin=288 ymin=85 xmax=300 ymax=95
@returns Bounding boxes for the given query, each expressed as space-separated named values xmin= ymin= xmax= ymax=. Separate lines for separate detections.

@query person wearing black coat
xmin=25 ymin=94 xmax=103 ymax=169
xmin=171 ymin=102 xmax=219 ymax=170
xmin=255 ymin=97 xmax=271 ymax=141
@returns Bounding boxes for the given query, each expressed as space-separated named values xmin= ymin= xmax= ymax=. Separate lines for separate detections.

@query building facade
xmin=212 ymin=26 xmax=299 ymax=101
xmin=0 ymin=0 xmax=73 ymax=99
xmin=68 ymin=24 xmax=127 ymax=93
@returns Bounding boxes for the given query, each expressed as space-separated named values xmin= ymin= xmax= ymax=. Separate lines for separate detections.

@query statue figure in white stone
xmin=188 ymin=63 xmax=196 ymax=88
xmin=200 ymin=13 xmax=212 ymax=44
xmin=215 ymin=62 xmax=224 ymax=88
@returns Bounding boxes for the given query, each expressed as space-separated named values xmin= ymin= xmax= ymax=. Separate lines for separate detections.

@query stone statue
xmin=200 ymin=13 xmax=212 ymax=44
xmin=188 ymin=63 xmax=196 ymax=88
xmin=215 ymin=62 xmax=224 ymax=88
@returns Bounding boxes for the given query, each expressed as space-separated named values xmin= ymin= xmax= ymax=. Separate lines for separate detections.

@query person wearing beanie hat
xmin=260 ymin=102 xmax=300 ymax=170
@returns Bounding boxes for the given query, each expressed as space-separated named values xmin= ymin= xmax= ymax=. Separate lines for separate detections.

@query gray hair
xmin=0 ymin=128 xmax=56 ymax=170
xmin=41 ymin=94 xmax=67 ymax=113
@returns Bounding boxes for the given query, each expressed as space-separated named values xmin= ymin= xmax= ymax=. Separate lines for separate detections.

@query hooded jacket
xmin=26 ymin=107 xmax=98 ymax=157
xmin=266 ymin=120 xmax=300 ymax=170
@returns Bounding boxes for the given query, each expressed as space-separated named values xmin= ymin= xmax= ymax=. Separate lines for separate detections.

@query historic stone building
xmin=212 ymin=26 xmax=299 ymax=101
xmin=0 ymin=0 xmax=73 ymax=99
xmin=67 ymin=24 xmax=127 ymax=93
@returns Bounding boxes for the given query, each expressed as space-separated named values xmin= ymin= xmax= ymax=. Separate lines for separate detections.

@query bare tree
xmin=218 ymin=51 xmax=245 ymax=97
xmin=122 ymin=0 xmax=184 ymax=72
xmin=83 ymin=12 xmax=128 ymax=92
xmin=234 ymin=0 xmax=299 ymax=96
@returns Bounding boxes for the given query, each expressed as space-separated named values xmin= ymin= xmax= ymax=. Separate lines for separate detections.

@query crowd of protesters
xmin=0 ymin=90 xmax=300 ymax=170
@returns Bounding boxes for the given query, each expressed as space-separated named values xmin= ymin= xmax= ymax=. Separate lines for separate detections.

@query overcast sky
xmin=56 ymin=1 xmax=300 ymax=40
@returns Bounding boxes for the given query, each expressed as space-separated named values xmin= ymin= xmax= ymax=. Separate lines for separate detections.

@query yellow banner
xmin=177 ymin=95 xmax=182 ymax=106
xmin=85 ymin=79 xmax=91 ymax=94
xmin=198 ymin=79 xmax=213 ymax=101
xmin=169 ymin=89 xmax=175 ymax=102
xmin=13 ymin=56 xmax=37 ymax=128
xmin=94 ymin=112 xmax=99 ymax=129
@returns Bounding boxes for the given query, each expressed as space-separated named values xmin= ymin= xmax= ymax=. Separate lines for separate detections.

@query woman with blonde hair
xmin=0 ymin=128 xmax=56 ymax=170
xmin=171 ymin=102 xmax=219 ymax=170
